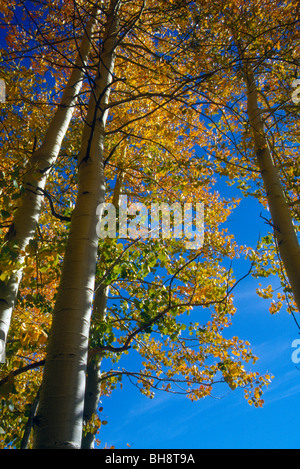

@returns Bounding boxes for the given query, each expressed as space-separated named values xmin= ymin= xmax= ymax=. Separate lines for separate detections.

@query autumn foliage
xmin=0 ymin=0 xmax=298 ymax=449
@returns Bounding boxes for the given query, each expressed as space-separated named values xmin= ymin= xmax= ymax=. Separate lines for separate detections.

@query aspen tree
xmin=245 ymin=66 xmax=300 ymax=312
xmin=33 ymin=0 xmax=121 ymax=449
xmin=0 ymin=5 xmax=99 ymax=350
xmin=0 ymin=0 xmax=273 ymax=448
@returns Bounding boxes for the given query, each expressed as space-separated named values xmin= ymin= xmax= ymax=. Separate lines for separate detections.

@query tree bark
xmin=246 ymin=66 xmax=300 ymax=312
xmin=33 ymin=0 xmax=120 ymax=449
xmin=0 ymin=7 xmax=99 ymax=350
xmin=81 ymin=355 xmax=103 ymax=449
xmin=81 ymin=170 xmax=123 ymax=448
xmin=81 ymin=286 xmax=108 ymax=449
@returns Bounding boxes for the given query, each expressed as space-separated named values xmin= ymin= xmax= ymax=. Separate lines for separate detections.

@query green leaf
xmin=261 ymin=235 xmax=273 ymax=245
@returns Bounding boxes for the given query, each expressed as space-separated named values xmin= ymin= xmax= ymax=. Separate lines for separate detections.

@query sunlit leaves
xmin=0 ymin=0 xmax=282 ymax=448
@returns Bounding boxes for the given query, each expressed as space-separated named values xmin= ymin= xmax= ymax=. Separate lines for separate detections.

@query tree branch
xmin=36 ymin=187 xmax=72 ymax=222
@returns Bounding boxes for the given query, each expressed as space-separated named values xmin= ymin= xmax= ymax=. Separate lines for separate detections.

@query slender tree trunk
xmin=81 ymin=286 xmax=108 ymax=449
xmin=81 ymin=171 xmax=123 ymax=449
xmin=246 ymin=67 xmax=300 ymax=312
xmin=33 ymin=0 xmax=120 ymax=449
xmin=0 ymin=8 xmax=99 ymax=350
xmin=81 ymin=354 xmax=103 ymax=449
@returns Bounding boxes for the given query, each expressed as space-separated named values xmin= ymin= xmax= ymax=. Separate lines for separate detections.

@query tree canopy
xmin=0 ymin=0 xmax=299 ymax=449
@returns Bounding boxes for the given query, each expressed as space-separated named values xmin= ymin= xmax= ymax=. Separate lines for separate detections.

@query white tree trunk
xmin=246 ymin=68 xmax=300 ymax=312
xmin=33 ymin=0 xmax=120 ymax=449
xmin=0 ymin=8 xmax=99 ymax=350
xmin=81 ymin=174 xmax=122 ymax=448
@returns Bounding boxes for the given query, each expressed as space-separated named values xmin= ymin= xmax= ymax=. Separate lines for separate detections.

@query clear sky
xmin=97 ymin=182 xmax=300 ymax=450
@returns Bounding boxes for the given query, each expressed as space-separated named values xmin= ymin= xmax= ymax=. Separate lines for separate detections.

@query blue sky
xmin=97 ymin=185 xmax=300 ymax=450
